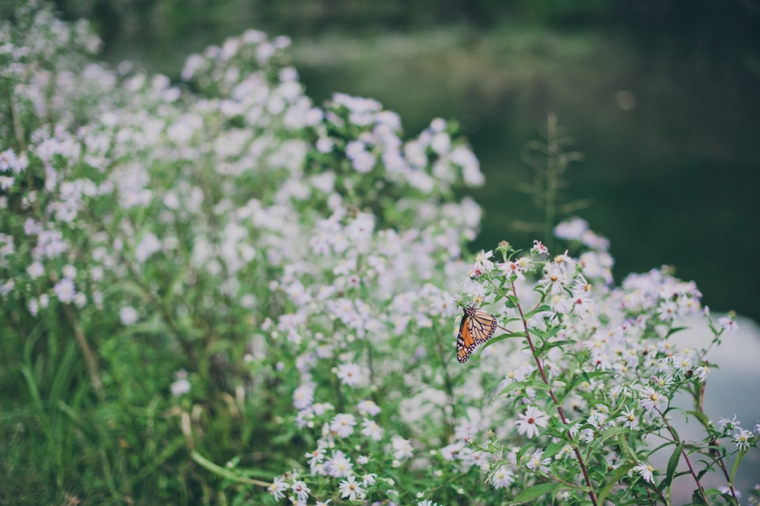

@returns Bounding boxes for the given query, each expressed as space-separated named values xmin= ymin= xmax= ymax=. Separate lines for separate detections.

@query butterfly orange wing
xmin=456 ymin=307 xmax=497 ymax=363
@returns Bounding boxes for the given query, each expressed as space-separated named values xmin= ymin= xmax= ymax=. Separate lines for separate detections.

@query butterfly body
xmin=456 ymin=306 xmax=498 ymax=363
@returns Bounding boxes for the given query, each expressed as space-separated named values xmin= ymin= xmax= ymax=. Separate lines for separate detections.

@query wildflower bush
xmin=0 ymin=1 xmax=757 ymax=505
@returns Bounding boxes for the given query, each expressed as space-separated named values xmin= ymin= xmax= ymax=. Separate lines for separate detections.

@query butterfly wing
xmin=456 ymin=307 xmax=497 ymax=363
xmin=456 ymin=313 xmax=476 ymax=363
xmin=469 ymin=308 xmax=497 ymax=345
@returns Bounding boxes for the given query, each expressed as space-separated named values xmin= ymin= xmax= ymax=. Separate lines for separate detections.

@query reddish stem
xmin=512 ymin=281 xmax=599 ymax=506
xmin=655 ymin=407 xmax=710 ymax=505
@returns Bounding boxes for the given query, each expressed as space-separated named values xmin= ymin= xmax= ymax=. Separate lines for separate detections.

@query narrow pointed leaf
xmin=597 ymin=462 xmax=636 ymax=505
xmin=510 ymin=482 xmax=564 ymax=504
xmin=660 ymin=442 xmax=683 ymax=489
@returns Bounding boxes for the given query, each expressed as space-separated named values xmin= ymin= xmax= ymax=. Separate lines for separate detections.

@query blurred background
xmin=53 ymin=0 xmax=760 ymax=321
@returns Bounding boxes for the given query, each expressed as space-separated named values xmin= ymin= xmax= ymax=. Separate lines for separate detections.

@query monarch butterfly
xmin=456 ymin=306 xmax=498 ymax=363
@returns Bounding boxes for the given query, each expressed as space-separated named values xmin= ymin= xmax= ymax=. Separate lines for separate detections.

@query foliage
xmin=0 ymin=2 xmax=757 ymax=505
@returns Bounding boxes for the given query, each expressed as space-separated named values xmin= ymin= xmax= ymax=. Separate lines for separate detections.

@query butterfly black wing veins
xmin=456 ymin=307 xmax=498 ymax=363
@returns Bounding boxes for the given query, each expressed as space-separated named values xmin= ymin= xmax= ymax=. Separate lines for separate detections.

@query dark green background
xmin=56 ymin=0 xmax=760 ymax=320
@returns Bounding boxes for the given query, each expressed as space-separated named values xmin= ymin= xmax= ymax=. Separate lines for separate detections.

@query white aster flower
xmin=516 ymin=406 xmax=549 ymax=439
xmin=392 ymin=436 xmax=413 ymax=459
xmin=717 ymin=315 xmax=739 ymax=333
xmin=293 ymin=383 xmax=315 ymax=410
xmin=633 ymin=462 xmax=655 ymax=484
xmin=357 ymin=399 xmax=381 ymax=416
xmin=336 ymin=362 xmax=362 ymax=386
xmin=53 ymin=278 xmax=76 ymax=303
xmin=119 ymin=306 xmax=139 ymax=325
xmin=526 ymin=449 xmax=551 ymax=473
xmin=639 ymin=386 xmax=667 ymax=412
xmin=26 ymin=261 xmax=45 ymax=279
xmin=338 ymin=475 xmax=364 ymax=501
xmin=617 ymin=407 xmax=640 ymax=430
xmin=325 ymin=450 xmax=353 ymax=477
xmin=490 ymin=465 xmax=514 ymax=489
xmin=361 ymin=418 xmax=384 ymax=441
xmin=734 ymin=428 xmax=753 ymax=450
xmin=330 ymin=413 xmax=356 ymax=438
xmin=291 ymin=480 xmax=309 ymax=502
xmin=719 ymin=415 xmax=740 ymax=431
xmin=268 ymin=476 xmax=289 ymax=501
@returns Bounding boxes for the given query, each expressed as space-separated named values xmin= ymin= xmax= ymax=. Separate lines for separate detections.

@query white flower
xmin=392 ymin=436 xmax=413 ymax=459
xmin=516 ymin=406 xmax=549 ymax=439
xmin=734 ymin=428 xmax=753 ymax=450
xmin=357 ymin=400 xmax=381 ymax=416
xmin=27 ymin=261 xmax=44 ymax=279
xmin=171 ymin=378 xmax=191 ymax=397
xmin=531 ymin=240 xmax=549 ymax=255
xmin=330 ymin=413 xmax=357 ymax=438
xmin=490 ymin=466 xmax=514 ymax=489
xmin=526 ymin=449 xmax=551 ymax=473
xmin=336 ymin=362 xmax=362 ymax=386
xmin=361 ymin=418 xmax=384 ymax=441
xmin=119 ymin=306 xmax=139 ymax=325
xmin=0 ymin=176 xmax=14 ymax=190
xmin=719 ymin=415 xmax=740 ymax=431
xmin=62 ymin=264 xmax=77 ymax=279
xmin=53 ymin=278 xmax=76 ymax=303
xmin=499 ymin=259 xmax=525 ymax=280
xmin=555 ymin=217 xmax=589 ymax=240
xmin=293 ymin=383 xmax=315 ymax=410
xmin=633 ymin=462 xmax=654 ymax=484
xmin=717 ymin=315 xmax=739 ymax=333
xmin=500 ymin=364 xmax=533 ymax=389
xmin=305 ymin=447 xmax=325 ymax=468
xmin=291 ymin=480 xmax=310 ymax=502
xmin=441 ymin=442 xmax=463 ymax=460
xmin=135 ymin=233 xmax=162 ymax=262
xmin=268 ymin=476 xmax=289 ymax=501
xmin=418 ymin=501 xmax=441 ymax=506
xmin=639 ymin=387 xmax=667 ymax=412
xmin=338 ymin=475 xmax=364 ymax=501
xmin=325 ymin=450 xmax=353 ymax=477
xmin=617 ymin=407 xmax=640 ymax=430
xmin=657 ymin=301 xmax=677 ymax=321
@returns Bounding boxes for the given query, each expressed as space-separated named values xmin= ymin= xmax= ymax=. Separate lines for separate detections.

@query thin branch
xmin=655 ymin=407 xmax=709 ymax=505
xmin=511 ymin=280 xmax=599 ymax=506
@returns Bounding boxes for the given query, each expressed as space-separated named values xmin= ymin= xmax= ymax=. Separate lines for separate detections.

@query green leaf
xmin=691 ymin=490 xmax=707 ymax=505
xmin=597 ymin=462 xmax=636 ymax=505
xmin=594 ymin=427 xmax=629 ymax=449
xmin=666 ymin=326 xmax=688 ymax=338
xmin=525 ymin=304 xmax=552 ymax=319
xmin=730 ymin=448 xmax=748 ymax=485
xmin=510 ymin=482 xmax=564 ymax=505
xmin=497 ymin=381 xmax=527 ymax=397
xmin=618 ymin=434 xmax=638 ymax=462
xmin=660 ymin=442 xmax=683 ymax=490
xmin=481 ymin=332 xmax=526 ymax=351
xmin=498 ymin=378 xmax=552 ymax=397
xmin=685 ymin=410 xmax=711 ymax=430
xmin=542 ymin=441 xmax=565 ymax=460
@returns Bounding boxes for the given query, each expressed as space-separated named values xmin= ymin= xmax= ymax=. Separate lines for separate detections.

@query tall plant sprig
xmin=516 ymin=114 xmax=589 ymax=251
